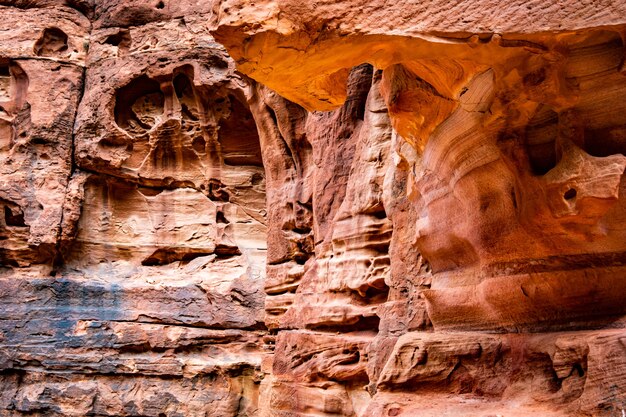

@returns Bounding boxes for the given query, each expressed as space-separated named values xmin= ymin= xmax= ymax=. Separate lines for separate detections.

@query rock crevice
xmin=0 ymin=1 xmax=625 ymax=416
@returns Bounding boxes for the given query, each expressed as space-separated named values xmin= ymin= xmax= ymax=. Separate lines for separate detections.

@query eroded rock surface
xmin=211 ymin=1 xmax=626 ymax=416
xmin=0 ymin=0 xmax=625 ymax=416
xmin=1 ymin=3 xmax=267 ymax=416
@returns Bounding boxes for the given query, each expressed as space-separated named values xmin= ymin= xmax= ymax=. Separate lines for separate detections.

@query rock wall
xmin=0 ymin=1 xmax=625 ymax=416
xmin=211 ymin=1 xmax=626 ymax=416
xmin=0 ymin=3 xmax=267 ymax=416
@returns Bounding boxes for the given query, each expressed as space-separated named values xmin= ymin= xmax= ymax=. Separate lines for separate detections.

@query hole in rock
xmin=564 ymin=32 xmax=626 ymax=158
xmin=348 ymin=63 xmax=373 ymax=121
xmin=173 ymin=72 xmax=193 ymax=98
xmin=31 ymin=137 xmax=47 ymax=145
xmin=308 ymin=315 xmax=381 ymax=333
xmin=219 ymin=95 xmax=263 ymax=166
xmin=156 ymin=1 xmax=165 ymax=9
xmin=373 ymin=209 xmax=387 ymax=219
xmin=362 ymin=285 xmax=390 ymax=304
xmin=4 ymin=206 xmax=26 ymax=227
xmin=0 ymin=66 xmax=10 ymax=102
xmin=292 ymin=226 xmax=312 ymax=235
xmin=215 ymin=244 xmax=242 ymax=258
xmin=583 ymin=127 xmax=626 ymax=157
xmin=340 ymin=350 xmax=361 ymax=367
xmin=208 ymin=179 xmax=230 ymax=202
xmin=173 ymin=71 xmax=201 ymax=124
xmin=104 ymin=30 xmax=131 ymax=49
xmin=137 ymin=186 xmax=163 ymax=197
xmin=216 ymin=211 xmax=229 ymax=224
xmin=192 ymin=136 xmax=206 ymax=153
xmin=564 ymin=188 xmax=577 ymax=200
xmin=251 ymin=172 xmax=264 ymax=185
xmin=423 ymin=260 xmax=432 ymax=275
xmin=523 ymin=67 xmax=546 ymax=87
xmin=573 ymin=363 xmax=585 ymax=377
xmin=294 ymin=253 xmax=308 ymax=265
xmin=0 ymin=60 xmax=27 ymax=108
xmin=114 ymin=75 xmax=164 ymax=134
xmin=141 ymin=248 xmax=215 ymax=266
xmin=34 ymin=27 xmax=69 ymax=57
xmin=388 ymin=407 xmax=402 ymax=416
xmin=526 ymin=105 xmax=559 ymax=175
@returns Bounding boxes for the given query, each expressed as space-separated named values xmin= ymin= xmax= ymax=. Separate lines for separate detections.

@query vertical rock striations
xmin=212 ymin=1 xmax=626 ymax=416
xmin=0 ymin=0 xmax=625 ymax=416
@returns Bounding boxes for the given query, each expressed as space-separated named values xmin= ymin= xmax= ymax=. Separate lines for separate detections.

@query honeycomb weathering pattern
xmin=0 ymin=1 xmax=625 ymax=416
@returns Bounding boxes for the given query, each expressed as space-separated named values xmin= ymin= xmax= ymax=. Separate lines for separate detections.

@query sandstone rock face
xmin=0 ymin=1 xmax=625 ymax=416
xmin=1 ymin=3 xmax=267 ymax=416
xmin=212 ymin=1 xmax=626 ymax=416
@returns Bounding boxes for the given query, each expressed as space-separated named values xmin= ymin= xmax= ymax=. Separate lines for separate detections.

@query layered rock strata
xmin=212 ymin=1 xmax=626 ymax=416
xmin=1 ymin=4 xmax=266 ymax=416
xmin=0 ymin=1 xmax=625 ymax=416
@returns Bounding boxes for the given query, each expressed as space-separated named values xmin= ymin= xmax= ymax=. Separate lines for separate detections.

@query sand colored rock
xmin=211 ymin=1 xmax=626 ymax=416
xmin=0 ymin=5 xmax=88 ymax=267
xmin=0 ymin=1 xmax=625 ymax=416
xmin=1 ymin=3 xmax=268 ymax=416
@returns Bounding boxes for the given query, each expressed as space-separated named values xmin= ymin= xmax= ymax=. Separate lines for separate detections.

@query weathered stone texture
xmin=0 ymin=0 xmax=625 ymax=416
xmin=212 ymin=1 xmax=626 ymax=416
xmin=1 ymin=2 xmax=267 ymax=416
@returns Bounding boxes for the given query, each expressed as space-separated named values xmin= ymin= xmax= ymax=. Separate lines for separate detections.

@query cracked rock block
xmin=250 ymin=64 xmax=400 ymax=414
xmin=1 ymin=205 xmax=267 ymax=415
xmin=0 ymin=7 xmax=88 ymax=267
xmin=254 ymin=64 xmax=395 ymax=333
xmin=1 ymin=371 xmax=263 ymax=417
xmin=367 ymin=330 xmax=626 ymax=416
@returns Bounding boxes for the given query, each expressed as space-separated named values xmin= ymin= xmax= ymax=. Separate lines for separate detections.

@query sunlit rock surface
xmin=1 ymin=1 xmax=625 ymax=416
xmin=212 ymin=1 xmax=626 ymax=416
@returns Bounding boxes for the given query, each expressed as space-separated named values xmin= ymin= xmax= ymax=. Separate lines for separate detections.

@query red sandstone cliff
xmin=0 ymin=1 xmax=625 ymax=416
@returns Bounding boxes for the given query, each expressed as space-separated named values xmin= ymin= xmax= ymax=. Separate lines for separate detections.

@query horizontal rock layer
xmin=211 ymin=1 xmax=626 ymax=416
xmin=0 ymin=1 xmax=625 ymax=416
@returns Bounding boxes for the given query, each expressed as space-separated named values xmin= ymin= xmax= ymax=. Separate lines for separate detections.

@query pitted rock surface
xmin=1 ymin=1 xmax=625 ymax=416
